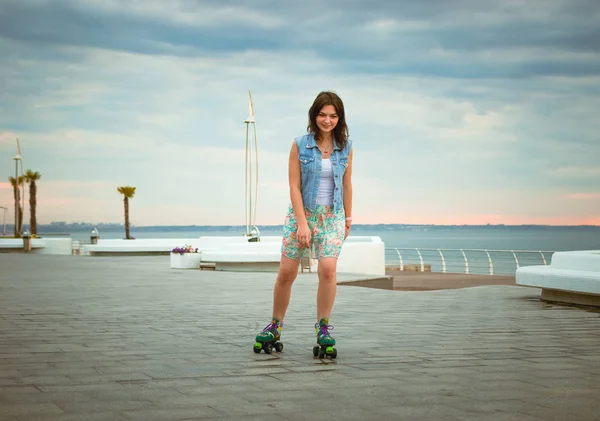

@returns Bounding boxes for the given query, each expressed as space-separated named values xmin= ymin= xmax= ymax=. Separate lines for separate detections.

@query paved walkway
xmin=1 ymin=254 xmax=599 ymax=420
xmin=388 ymin=270 xmax=517 ymax=291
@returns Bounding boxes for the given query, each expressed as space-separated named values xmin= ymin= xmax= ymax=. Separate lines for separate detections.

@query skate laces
xmin=262 ymin=321 xmax=281 ymax=332
xmin=318 ymin=323 xmax=334 ymax=337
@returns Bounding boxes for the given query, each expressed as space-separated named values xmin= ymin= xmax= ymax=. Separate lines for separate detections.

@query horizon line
xmin=21 ymin=222 xmax=600 ymax=228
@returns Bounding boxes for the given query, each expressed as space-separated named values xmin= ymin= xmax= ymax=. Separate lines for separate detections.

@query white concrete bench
xmin=82 ymin=235 xmax=386 ymax=276
xmin=338 ymin=237 xmax=385 ymax=276
xmin=0 ymin=239 xmax=45 ymax=251
xmin=37 ymin=238 xmax=72 ymax=255
xmin=201 ymin=241 xmax=281 ymax=272
xmin=203 ymin=250 xmax=281 ymax=272
xmin=200 ymin=236 xmax=386 ymax=275
xmin=197 ymin=236 xmax=282 ymax=247
xmin=516 ymin=250 xmax=600 ymax=307
xmin=84 ymin=239 xmax=203 ymax=256
xmin=0 ymin=238 xmax=72 ymax=255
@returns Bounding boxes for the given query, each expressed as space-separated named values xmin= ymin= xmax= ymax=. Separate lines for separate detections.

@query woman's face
xmin=316 ymin=105 xmax=339 ymax=135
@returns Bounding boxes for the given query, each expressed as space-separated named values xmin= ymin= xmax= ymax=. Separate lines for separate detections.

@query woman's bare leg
xmin=316 ymin=257 xmax=337 ymax=320
xmin=272 ymin=255 xmax=300 ymax=321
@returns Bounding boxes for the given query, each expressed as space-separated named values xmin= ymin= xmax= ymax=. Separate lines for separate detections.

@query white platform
xmin=0 ymin=238 xmax=73 ymax=255
xmin=516 ymin=250 xmax=600 ymax=306
xmin=198 ymin=235 xmax=386 ymax=276
xmin=84 ymin=238 xmax=203 ymax=255
xmin=0 ymin=239 xmax=45 ymax=250
xmin=83 ymin=235 xmax=386 ymax=276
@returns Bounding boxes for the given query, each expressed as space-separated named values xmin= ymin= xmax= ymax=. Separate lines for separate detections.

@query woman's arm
xmin=343 ymin=147 xmax=353 ymax=237
xmin=289 ymin=141 xmax=310 ymax=246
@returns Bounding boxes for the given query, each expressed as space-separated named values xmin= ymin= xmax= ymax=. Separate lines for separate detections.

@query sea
xmin=62 ymin=225 xmax=600 ymax=250
xmin=59 ymin=225 xmax=600 ymax=276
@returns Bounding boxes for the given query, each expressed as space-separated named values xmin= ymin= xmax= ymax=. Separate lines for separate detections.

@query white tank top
xmin=316 ymin=158 xmax=335 ymax=206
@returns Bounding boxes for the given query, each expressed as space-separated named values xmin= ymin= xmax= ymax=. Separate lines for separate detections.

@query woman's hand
xmin=297 ymin=222 xmax=311 ymax=248
xmin=345 ymin=221 xmax=351 ymax=239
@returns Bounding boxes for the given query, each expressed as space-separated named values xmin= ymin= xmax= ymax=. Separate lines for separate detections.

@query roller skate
xmin=253 ymin=318 xmax=284 ymax=354
xmin=313 ymin=318 xmax=337 ymax=359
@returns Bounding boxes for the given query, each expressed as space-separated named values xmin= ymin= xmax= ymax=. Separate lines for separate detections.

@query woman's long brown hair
xmin=307 ymin=91 xmax=349 ymax=151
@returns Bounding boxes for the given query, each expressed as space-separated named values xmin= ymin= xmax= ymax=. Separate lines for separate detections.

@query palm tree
xmin=8 ymin=177 xmax=19 ymax=237
xmin=117 ymin=186 xmax=136 ymax=239
xmin=8 ymin=176 xmax=24 ymax=237
xmin=25 ymin=170 xmax=41 ymax=235
xmin=17 ymin=176 xmax=24 ymax=234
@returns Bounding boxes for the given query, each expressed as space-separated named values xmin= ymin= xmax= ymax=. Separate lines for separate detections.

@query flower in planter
xmin=171 ymin=245 xmax=199 ymax=255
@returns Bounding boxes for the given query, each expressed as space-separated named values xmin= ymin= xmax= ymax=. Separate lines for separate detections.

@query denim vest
xmin=295 ymin=133 xmax=352 ymax=212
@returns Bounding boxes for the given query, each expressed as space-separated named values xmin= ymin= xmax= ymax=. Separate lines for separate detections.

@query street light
xmin=0 ymin=206 xmax=7 ymax=235
xmin=13 ymin=138 xmax=25 ymax=238
xmin=13 ymin=152 xmax=21 ymax=237
xmin=22 ymin=229 xmax=31 ymax=252
xmin=90 ymin=228 xmax=99 ymax=244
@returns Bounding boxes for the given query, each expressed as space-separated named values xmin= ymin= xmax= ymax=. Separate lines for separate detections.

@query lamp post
xmin=0 ymin=206 xmax=7 ymax=235
xmin=14 ymin=152 xmax=22 ymax=237
xmin=90 ymin=228 xmax=99 ymax=244
xmin=22 ymin=228 xmax=31 ymax=252
xmin=244 ymin=91 xmax=260 ymax=242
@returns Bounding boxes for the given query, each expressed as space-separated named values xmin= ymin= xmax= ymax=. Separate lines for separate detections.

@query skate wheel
xmin=318 ymin=349 xmax=325 ymax=359
xmin=312 ymin=346 xmax=319 ymax=357
xmin=253 ymin=342 xmax=262 ymax=353
xmin=264 ymin=343 xmax=273 ymax=354
xmin=330 ymin=348 xmax=338 ymax=359
xmin=274 ymin=342 xmax=283 ymax=353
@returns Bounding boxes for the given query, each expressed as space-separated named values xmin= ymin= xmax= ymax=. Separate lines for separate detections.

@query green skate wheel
xmin=253 ymin=342 xmax=262 ymax=353
xmin=325 ymin=346 xmax=335 ymax=355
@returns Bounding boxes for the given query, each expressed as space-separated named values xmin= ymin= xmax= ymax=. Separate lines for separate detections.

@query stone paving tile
xmin=16 ymin=413 xmax=129 ymax=421
xmin=1 ymin=254 xmax=600 ymax=421
xmin=280 ymin=407 xmax=389 ymax=421
xmin=35 ymin=383 xmax=129 ymax=394
xmin=120 ymin=407 xmax=224 ymax=420
xmin=0 ymin=402 xmax=64 ymax=417
xmin=175 ymin=383 xmax=273 ymax=395
xmin=367 ymin=403 xmax=478 ymax=421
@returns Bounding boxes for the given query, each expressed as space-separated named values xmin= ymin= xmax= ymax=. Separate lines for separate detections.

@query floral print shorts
xmin=281 ymin=204 xmax=346 ymax=261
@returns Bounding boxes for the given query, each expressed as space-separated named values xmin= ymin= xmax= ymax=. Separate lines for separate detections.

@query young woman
xmin=253 ymin=91 xmax=353 ymax=358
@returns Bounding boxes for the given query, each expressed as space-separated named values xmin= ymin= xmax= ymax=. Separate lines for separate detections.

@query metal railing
xmin=385 ymin=248 xmax=555 ymax=276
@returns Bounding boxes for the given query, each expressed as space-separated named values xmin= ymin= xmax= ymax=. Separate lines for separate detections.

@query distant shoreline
xmin=9 ymin=223 xmax=599 ymax=233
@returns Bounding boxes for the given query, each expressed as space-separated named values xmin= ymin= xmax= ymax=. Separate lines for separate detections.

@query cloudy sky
xmin=0 ymin=0 xmax=599 ymax=226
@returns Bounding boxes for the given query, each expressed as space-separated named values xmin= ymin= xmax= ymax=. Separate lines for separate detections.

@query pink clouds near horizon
xmin=366 ymin=212 xmax=599 ymax=227
xmin=0 ymin=174 xmax=597 ymax=226
xmin=0 ymin=131 xmax=19 ymax=145
xmin=567 ymin=192 xmax=600 ymax=200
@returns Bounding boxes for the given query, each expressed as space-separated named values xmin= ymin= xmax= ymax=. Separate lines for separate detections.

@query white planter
xmin=170 ymin=252 xmax=202 ymax=269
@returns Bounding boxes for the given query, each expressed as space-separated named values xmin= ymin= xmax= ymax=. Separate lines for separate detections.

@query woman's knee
xmin=277 ymin=255 xmax=299 ymax=283
xmin=318 ymin=258 xmax=337 ymax=282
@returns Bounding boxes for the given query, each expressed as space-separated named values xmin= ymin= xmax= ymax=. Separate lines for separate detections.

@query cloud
xmin=82 ymin=0 xmax=287 ymax=29
xmin=0 ymin=132 xmax=19 ymax=146
xmin=0 ymin=0 xmax=598 ymax=225
xmin=547 ymin=166 xmax=600 ymax=178
xmin=2 ymin=0 xmax=599 ymax=78
xmin=567 ymin=192 xmax=600 ymax=200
